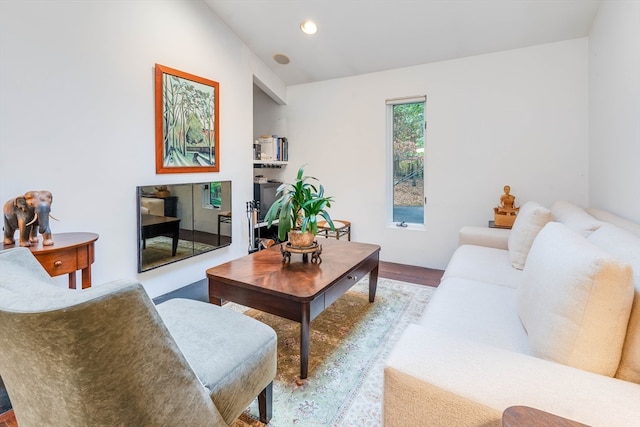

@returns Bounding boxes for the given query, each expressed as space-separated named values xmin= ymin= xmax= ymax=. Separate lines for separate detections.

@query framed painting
xmin=155 ymin=64 xmax=220 ymax=174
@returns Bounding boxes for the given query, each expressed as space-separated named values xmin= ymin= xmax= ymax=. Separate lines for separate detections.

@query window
xmin=387 ymin=96 xmax=425 ymax=226
xmin=202 ymin=182 xmax=222 ymax=209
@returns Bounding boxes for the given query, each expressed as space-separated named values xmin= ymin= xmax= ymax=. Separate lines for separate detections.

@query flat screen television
xmin=254 ymin=182 xmax=281 ymax=221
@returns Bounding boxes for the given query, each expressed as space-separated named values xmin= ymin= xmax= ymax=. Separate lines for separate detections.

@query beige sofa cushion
xmin=518 ymin=222 xmax=634 ymax=377
xmin=418 ymin=278 xmax=529 ymax=353
xmin=141 ymin=197 xmax=165 ymax=216
xmin=587 ymin=207 xmax=640 ymax=238
xmin=442 ymin=245 xmax=524 ymax=289
xmin=385 ymin=325 xmax=640 ymax=427
xmin=551 ymin=200 xmax=602 ymax=237
xmin=507 ymin=201 xmax=553 ymax=270
xmin=587 ymin=224 xmax=640 ymax=383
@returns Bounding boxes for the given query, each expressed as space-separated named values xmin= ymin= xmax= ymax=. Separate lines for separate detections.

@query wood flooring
xmin=0 ymin=261 xmax=443 ymax=426
xmin=379 ymin=261 xmax=443 ymax=287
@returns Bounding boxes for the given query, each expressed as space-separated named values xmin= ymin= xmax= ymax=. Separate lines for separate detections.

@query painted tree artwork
xmin=155 ymin=64 xmax=220 ymax=173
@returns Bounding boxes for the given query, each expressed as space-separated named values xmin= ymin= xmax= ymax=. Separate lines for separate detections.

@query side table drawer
xmin=23 ymin=232 xmax=99 ymax=289
xmin=34 ymin=249 xmax=79 ymax=277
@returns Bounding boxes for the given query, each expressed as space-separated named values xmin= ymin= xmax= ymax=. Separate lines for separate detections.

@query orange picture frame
xmin=155 ymin=64 xmax=220 ymax=174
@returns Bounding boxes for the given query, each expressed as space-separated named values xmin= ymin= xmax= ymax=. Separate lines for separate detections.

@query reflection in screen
xmin=209 ymin=182 xmax=222 ymax=208
xmin=137 ymin=181 xmax=232 ymax=272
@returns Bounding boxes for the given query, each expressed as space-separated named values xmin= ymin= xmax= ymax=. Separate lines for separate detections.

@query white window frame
xmin=385 ymin=95 xmax=426 ymax=230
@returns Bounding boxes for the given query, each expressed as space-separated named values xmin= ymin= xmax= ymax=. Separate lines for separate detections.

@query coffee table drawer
xmin=323 ymin=262 xmax=374 ymax=310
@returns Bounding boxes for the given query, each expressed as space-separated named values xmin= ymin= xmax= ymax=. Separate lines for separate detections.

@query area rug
xmin=141 ymin=236 xmax=215 ymax=269
xmin=229 ymin=277 xmax=435 ymax=427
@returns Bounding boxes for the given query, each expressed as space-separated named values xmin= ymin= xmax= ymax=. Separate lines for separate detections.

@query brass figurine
xmin=493 ymin=185 xmax=519 ymax=228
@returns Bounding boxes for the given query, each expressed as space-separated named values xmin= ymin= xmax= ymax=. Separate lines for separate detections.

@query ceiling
xmin=204 ymin=0 xmax=601 ymax=86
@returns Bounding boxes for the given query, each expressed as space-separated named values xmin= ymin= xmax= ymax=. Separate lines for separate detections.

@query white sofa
xmin=140 ymin=197 xmax=165 ymax=216
xmin=384 ymin=201 xmax=640 ymax=427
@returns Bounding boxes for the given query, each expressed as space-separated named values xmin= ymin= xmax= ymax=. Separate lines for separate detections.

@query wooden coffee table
xmin=207 ymin=238 xmax=381 ymax=379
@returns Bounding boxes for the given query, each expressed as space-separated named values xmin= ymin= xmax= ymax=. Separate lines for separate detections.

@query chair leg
xmin=258 ymin=382 xmax=273 ymax=424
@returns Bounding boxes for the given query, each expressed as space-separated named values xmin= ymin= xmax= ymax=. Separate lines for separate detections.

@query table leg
xmin=68 ymin=272 xmax=77 ymax=290
xmin=369 ymin=263 xmax=379 ymax=303
xmin=171 ymin=227 xmax=179 ymax=256
xmin=300 ymin=303 xmax=310 ymax=379
xmin=81 ymin=266 xmax=92 ymax=289
xmin=208 ymin=281 xmax=224 ymax=305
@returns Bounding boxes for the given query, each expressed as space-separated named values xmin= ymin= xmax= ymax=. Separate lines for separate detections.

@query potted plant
xmin=265 ymin=164 xmax=335 ymax=247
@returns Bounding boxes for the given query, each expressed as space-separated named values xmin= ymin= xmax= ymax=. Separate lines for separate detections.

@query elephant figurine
xmin=3 ymin=190 xmax=57 ymax=247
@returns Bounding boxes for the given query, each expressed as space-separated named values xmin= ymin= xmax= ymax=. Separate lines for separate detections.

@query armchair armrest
xmin=385 ymin=325 xmax=640 ymax=427
xmin=459 ymin=226 xmax=510 ymax=249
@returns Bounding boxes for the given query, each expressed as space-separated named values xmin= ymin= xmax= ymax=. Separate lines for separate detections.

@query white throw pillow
xmin=587 ymin=224 xmax=640 ymax=382
xmin=517 ymin=222 xmax=634 ymax=377
xmin=507 ymin=201 xmax=553 ymax=270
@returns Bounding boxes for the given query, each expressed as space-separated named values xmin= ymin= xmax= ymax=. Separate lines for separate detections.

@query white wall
xmin=3 ymin=1 xmax=632 ymax=285
xmin=0 ymin=0 xmax=285 ymax=297
xmin=252 ymin=85 xmax=286 ymax=183
xmin=284 ymin=39 xmax=589 ymax=269
xmin=254 ymin=85 xmax=282 ymax=139
xmin=588 ymin=0 xmax=640 ymax=223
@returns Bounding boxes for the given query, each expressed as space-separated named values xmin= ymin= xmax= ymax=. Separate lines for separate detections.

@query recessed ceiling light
xmin=273 ymin=53 xmax=290 ymax=65
xmin=300 ymin=20 xmax=318 ymax=35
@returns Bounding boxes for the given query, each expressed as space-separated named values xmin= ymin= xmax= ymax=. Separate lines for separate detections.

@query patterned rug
xmin=141 ymin=236 xmax=215 ymax=269
xmin=228 ymin=277 xmax=435 ymax=427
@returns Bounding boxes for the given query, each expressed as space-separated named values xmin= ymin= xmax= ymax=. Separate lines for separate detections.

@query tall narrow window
xmin=387 ymin=96 xmax=425 ymax=226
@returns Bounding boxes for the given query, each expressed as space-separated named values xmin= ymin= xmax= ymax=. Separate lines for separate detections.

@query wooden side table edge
xmin=502 ymin=405 xmax=591 ymax=427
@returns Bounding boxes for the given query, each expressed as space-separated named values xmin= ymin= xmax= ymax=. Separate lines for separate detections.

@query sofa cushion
xmin=507 ymin=201 xmax=553 ymax=270
xmin=587 ymin=224 xmax=640 ymax=383
xmin=587 ymin=207 xmax=640 ymax=238
xmin=517 ymin=222 xmax=634 ymax=377
xmin=419 ymin=278 xmax=530 ymax=353
xmin=385 ymin=325 xmax=640 ymax=427
xmin=588 ymin=224 xmax=640 ymax=290
xmin=141 ymin=197 xmax=165 ymax=216
xmin=551 ymin=200 xmax=602 ymax=237
xmin=442 ymin=245 xmax=523 ymax=289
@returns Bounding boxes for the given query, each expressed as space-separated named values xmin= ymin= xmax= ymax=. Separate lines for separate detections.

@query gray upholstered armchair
xmin=0 ymin=247 xmax=276 ymax=426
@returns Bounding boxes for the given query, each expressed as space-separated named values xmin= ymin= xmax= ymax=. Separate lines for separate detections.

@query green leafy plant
xmin=265 ymin=164 xmax=335 ymax=241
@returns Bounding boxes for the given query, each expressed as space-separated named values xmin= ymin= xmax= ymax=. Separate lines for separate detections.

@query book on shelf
xmin=253 ymin=142 xmax=261 ymax=161
xmin=254 ymin=135 xmax=288 ymax=162
xmin=281 ymin=137 xmax=288 ymax=161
